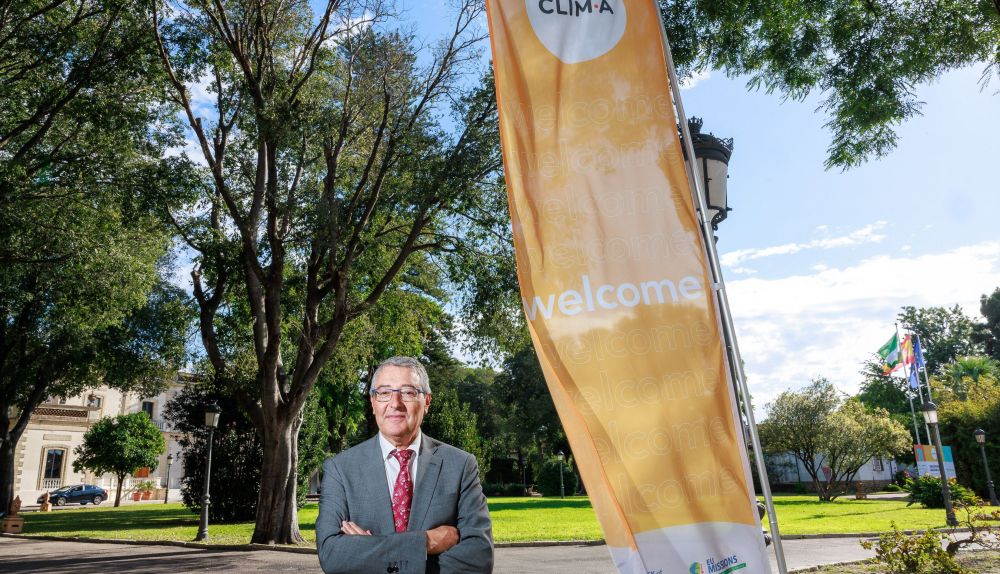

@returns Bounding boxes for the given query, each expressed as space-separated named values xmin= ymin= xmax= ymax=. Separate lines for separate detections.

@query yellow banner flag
xmin=485 ymin=1 xmax=770 ymax=572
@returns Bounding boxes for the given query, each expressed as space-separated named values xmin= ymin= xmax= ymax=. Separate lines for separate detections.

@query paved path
xmin=0 ymin=536 xmax=874 ymax=573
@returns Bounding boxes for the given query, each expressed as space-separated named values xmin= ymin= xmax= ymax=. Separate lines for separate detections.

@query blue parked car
xmin=37 ymin=484 xmax=108 ymax=506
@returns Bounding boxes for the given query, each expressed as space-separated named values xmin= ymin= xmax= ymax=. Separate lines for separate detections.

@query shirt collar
xmin=378 ymin=430 xmax=422 ymax=460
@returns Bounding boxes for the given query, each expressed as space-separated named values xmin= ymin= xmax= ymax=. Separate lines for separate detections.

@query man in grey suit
xmin=317 ymin=356 xmax=494 ymax=573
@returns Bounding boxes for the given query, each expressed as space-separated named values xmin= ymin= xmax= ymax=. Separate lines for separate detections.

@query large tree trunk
xmin=251 ymin=415 xmax=304 ymax=544
xmin=0 ymin=434 xmax=17 ymax=513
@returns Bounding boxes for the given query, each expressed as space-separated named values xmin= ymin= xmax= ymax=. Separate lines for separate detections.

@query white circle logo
xmin=525 ymin=0 xmax=627 ymax=64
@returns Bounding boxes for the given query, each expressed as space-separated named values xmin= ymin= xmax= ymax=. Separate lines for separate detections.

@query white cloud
xmin=721 ymin=222 xmax=888 ymax=267
xmin=729 ymin=241 xmax=1000 ymax=411
xmin=680 ymin=70 xmax=711 ymax=90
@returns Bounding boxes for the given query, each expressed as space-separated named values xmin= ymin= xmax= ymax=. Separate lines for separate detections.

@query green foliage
xmin=898 ymin=306 xmax=983 ymax=375
xmin=980 ymin=288 xmax=1000 ymax=361
xmin=164 ymin=383 xmax=328 ymax=522
xmin=936 ymin=379 xmax=1000 ymax=503
xmin=534 ymin=457 xmax=578 ymax=498
xmin=760 ymin=379 xmax=911 ymax=501
xmin=883 ymin=483 xmax=902 ymax=492
xmin=860 ymin=523 xmax=968 ymax=574
xmin=906 ymin=475 xmax=979 ymax=509
xmin=72 ymin=413 xmax=166 ymax=506
xmin=658 ymin=0 xmax=1000 ymax=169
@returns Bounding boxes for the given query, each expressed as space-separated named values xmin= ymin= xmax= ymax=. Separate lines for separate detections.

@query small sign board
xmin=914 ymin=444 xmax=956 ymax=479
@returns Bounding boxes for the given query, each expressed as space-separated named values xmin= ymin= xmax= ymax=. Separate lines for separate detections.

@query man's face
xmin=371 ymin=365 xmax=431 ymax=447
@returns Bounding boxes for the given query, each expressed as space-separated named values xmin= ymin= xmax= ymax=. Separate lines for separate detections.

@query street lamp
xmin=922 ymin=401 xmax=958 ymax=526
xmin=557 ymin=451 xmax=565 ymax=499
xmin=164 ymin=453 xmax=174 ymax=505
xmin=194 ymin=402 xmax=221 ymax=541
xmin=974 ymin=429 xmax=999 ymax=506
xmin=685 ymin=117 xmax=734 ymax=231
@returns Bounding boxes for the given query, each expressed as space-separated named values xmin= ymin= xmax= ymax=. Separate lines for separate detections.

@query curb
xmin=1 ymin=526 xmax=976 ymax=552
xmin=0 ymin=533 xmax=318 ymax=555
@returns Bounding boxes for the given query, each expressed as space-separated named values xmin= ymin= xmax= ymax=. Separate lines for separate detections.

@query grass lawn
xmin=19 ymin=495 xmax=958 ymax=546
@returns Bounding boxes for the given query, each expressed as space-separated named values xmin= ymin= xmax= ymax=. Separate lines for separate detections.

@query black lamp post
xmin=974 ymin=429 xmax=999 ymax=506
xmin=194 ymin=402 xmax=221 ymax=541
xmin=922 ymin=401 xmax=958 ymax=526
xmin=685 ymin=117 xmax=734 ymax=231
xmin=164 ymin=453 xmax=175 ymax=504
xmin=557 ymin=451 xmax=565 ymax=499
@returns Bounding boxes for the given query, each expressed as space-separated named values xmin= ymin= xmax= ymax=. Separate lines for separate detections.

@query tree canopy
xmin=659 ymin=0 xmax=1000 ymax=169
xmin=73 ymin=412 xmax=167 ymax=507
xmin=760 ymin=378 xmax=910 ymax=500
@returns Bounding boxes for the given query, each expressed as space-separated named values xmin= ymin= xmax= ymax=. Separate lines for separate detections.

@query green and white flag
xmin=878 ymin=333 xmax=901 ymax=375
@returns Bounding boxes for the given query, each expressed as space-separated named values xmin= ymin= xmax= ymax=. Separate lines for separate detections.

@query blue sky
xmin=395 ymin=2 xmax=1000 ymax=407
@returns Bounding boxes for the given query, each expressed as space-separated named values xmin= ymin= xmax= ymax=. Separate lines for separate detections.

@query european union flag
xmin=909 ymin=365 xmax=919 ymax=389
xmin=914 ymin=335 xmax=926 ymax=370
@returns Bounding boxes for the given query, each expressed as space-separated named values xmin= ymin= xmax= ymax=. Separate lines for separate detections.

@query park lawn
xmin=20 ymin=495 xmax=955 ymax=545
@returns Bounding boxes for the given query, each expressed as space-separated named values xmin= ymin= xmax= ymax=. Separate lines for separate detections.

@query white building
xmin=8 ymin=374 xmax=193 ymax=504
xmin=765 ymin=452 xmax=906 ymax=490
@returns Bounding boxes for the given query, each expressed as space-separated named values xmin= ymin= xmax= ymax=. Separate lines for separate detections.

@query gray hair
xmin=372 ymin=356 xmax=431 ymax=394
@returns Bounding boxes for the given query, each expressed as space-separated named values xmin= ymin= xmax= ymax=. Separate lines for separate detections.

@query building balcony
xmin=30 ymin=404 xmax=98 ymax=424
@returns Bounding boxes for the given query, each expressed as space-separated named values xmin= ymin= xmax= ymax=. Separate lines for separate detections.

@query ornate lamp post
xmin=194 ymin=402 xmax=221 ymax=541
xmin=922 ymin=401 xmax=958 ymax=526
xmin=164 ymin=453 xmax=175 ymax=504
xmin=974 ymin=429 xmax=999 ymax=506
xmin=557 ymin=451 xmax=565 ymax=499
xmin=686 ymin=117 xmax=734 ymax=232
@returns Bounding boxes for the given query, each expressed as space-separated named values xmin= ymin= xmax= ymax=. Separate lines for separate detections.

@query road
xmin=0 ymin=536 xmax=874 ymax=573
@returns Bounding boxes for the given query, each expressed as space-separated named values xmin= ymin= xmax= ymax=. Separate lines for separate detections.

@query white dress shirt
xmin=377 ymin=431 xmax=422 ymax=496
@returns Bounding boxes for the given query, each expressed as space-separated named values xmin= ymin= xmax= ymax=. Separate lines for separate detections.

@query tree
xmin=937 ymin=375 xmax=1000 ymax=502
xmin=164 ymin=380 xmax=328 ymax=522
xmin=898 ymin=305 xmax=983 ymax=375
xmin=942 ymin=356 xmax=1000 ymax=400
xmin=759 ymin=378 xmax=911 ymax=501
xmin=658 ymin=0 xmax=1000 ymax=169
xmin=151 ymin=0 xmax=505 ymax=543
xmin=72 ymin=412 xmax=167 ymax=507
xmin=0 ymin=0 xmax=190 ymax=511
xmin=979 ymin=288 xmax=1000 ymax=361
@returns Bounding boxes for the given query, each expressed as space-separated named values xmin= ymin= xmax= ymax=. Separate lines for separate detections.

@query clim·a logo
xmin=538 ymin=0 xmax=617 ymax=16
xmin=525 ymin=0 xmax=626 ymax=64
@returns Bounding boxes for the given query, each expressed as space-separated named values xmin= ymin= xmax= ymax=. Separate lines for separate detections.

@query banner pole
xmin=898 ymin=325 xmax=931 ymax=441
xmin=653 ymin=11 xmax=788 ymax=574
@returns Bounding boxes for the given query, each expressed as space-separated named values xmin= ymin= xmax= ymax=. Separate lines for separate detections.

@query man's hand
xmin=340 ymin=520 xmax=372 ymax=536
xmin=425 ymin=525 xmax=459 ymax=555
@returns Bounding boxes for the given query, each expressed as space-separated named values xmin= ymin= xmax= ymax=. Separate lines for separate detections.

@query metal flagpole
xmin=907 ymin=390 xmax=922 ymax=446
xmin=654 ymin=13 xmax=789 ymax=574
xmin=896 ymin=324 xmax=930 ymax=444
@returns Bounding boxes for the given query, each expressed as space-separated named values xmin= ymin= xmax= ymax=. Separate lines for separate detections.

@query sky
xmin=393 ymin=2 xmax=1000 ymax=409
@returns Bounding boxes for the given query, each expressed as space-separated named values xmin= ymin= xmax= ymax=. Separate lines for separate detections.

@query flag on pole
xmin=879 ymin=333 xmax=902 ymax=375
xmin=485 ymin=1 xmax=769 ymax=572
xmin=901 ymin=335 xmax=914 ymax=366
xmin=909 ymin=364 xmax=920 ymax=389
xmin=913 ymin=335 xmax=926 ymax=370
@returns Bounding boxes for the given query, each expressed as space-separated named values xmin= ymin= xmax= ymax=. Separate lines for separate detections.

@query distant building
xmin=9 ymin=374 xmax=194 ymax=503
xmin=765 ymin=452 xmax=907 ymax=491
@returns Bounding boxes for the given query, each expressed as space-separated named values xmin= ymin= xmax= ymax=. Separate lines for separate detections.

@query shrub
xmin=906 ymin=475 xmax=980 ymax=509
xmin=892 ymin=469 xmax=912 ymax=487
xmin=534 ymin=457 xmax=578 ymax=497
xmin=860 ymin=523 xmax=968 ymax=574
xmin=883 ymin=483 xmax=902 ymax=492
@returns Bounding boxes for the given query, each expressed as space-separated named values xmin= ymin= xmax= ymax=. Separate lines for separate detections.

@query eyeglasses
xmin=371 ymin=386 xmax=426 ymax=402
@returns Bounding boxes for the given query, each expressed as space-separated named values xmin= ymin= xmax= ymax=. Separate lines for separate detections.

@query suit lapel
xmin=362 ymin=436 xmax=396 ymax=533
xmin=408 ymin=435 xmax=442 ymax=531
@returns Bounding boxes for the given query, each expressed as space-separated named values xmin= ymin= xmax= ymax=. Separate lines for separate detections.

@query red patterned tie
xmin=390 ymin=449 xmax=414 ymax=532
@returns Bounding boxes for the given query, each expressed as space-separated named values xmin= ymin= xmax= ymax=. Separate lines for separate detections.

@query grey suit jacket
xmin=317 ymin=434 xmax=493 ymax=574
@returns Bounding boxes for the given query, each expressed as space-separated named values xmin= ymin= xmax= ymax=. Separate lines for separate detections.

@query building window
xmin=872 ymin=457 xmax=884 ymax=472
xmin=142 ymin=401 xmax=154 ymax=418
xmin=41 ymin=448 xmax=65 ymax=489
xmin=87 ymin=395 xmax=102 ymax=408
